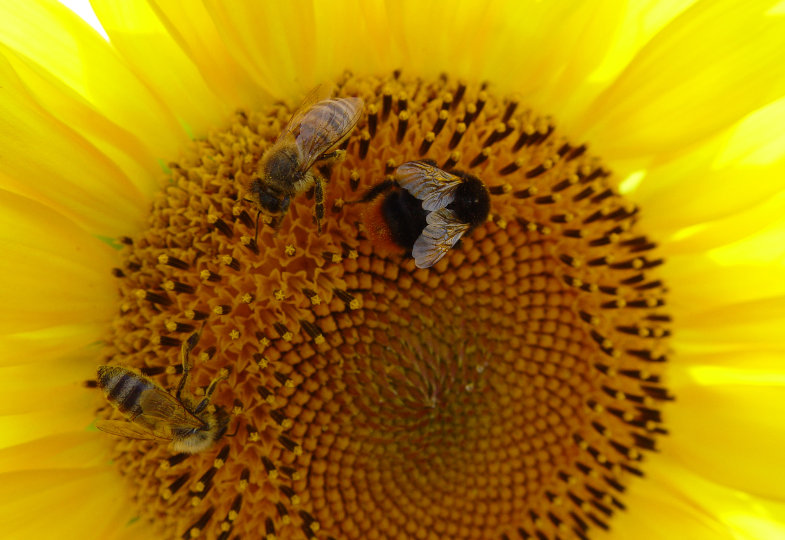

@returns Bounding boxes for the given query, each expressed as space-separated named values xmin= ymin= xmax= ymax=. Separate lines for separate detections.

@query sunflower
xmin=2 ymin=0 xmax=785 ymax=538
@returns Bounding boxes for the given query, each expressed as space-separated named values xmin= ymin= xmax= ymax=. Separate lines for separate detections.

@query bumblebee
xmin=358 ymin=160 xmax=490 ymax=268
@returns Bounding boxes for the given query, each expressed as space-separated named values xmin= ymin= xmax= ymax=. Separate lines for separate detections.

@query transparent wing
xmin=412 ymin=208 xmax=470 ymax=268
xmin=96 ymin=420 xmax=172 ymax=442
xmin=138 ymin=387 xmax=204 ymax=429
xmin=278 ymin=84 xmax=334 ymax=143
xmin=395 ymin=161 xmax=463 ymax=211
xmin=295 ymin=96 xmax=364 ymax=171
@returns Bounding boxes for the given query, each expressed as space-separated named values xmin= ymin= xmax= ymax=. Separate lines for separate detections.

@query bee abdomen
xmin=97 ymin=365 xmax=153 ymax=416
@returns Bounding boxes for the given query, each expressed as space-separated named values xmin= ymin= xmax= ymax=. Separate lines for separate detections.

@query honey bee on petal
xmin=357 ymin=160 xmax=490 ymax=268
xmin=247 ymin=87 xmax=364 ymax=235
xmin=96 ymin=327 xmax=230 ymax=454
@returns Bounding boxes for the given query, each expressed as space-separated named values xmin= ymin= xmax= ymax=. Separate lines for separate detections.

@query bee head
xmin=248 ymin=180 xmax=287 ymax=214
xmin=450 ymin=173 xmax=491 ymax=227
xmin=213 ymin=406 xmax=232 ymax=440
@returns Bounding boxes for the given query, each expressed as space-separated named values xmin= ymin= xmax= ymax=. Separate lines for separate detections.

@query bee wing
xmin=138 ymin=387 xmax=205 ymax=429
xmin=278 ymin=84 xmax=333 ymax=143
xmin=395 ymin=161 xmax=463 ymax=211
xmin=96 ymin=420 xmax=172 ymax=442
xmin=294 ymin=96 xmax=364 ymax=171
xmin=412 ymin=208 xmax=470 ymax=268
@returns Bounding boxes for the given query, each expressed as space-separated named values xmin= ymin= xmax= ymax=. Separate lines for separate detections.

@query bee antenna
xmin=225 ymin=419 xmax=241 ymax=438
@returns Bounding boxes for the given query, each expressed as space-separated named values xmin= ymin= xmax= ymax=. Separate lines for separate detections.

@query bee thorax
xmin=450 ymin=175 xmax=490 ymax=226
xmin=260 ymin=144 xmax=301 ymax=185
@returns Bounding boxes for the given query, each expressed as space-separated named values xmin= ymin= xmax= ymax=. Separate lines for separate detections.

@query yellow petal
xmin=714 ymin=94 xmax=785 ymax=167
xmin=381 ymin=0 xmax=629 ymax=108
xmin=316 ymin=0 xmax=399 ymax=78
xmin=0 ymin=52 xmax=148 ymax=236
xmin=638 ymin=159 xmax=785 ymax=239
xmin=0 ymin=432 xmax=107 ymax=473
xmin=0 ymin=323 xmax=107 ymax=367
xmin=631 ymin=95 xmax=785 ymax=234
xmin=582 ymin=0 xmax=785 ymax=160
xmin=204 ymin=0 xmax=621 ymax=101
xmin=615 ymin=455 xmax=785 ymax=540
xmin=664 ymin=257 xmax=785 ymax=313
xmin=0 ymin=392 xmax=93 ymax=450
xmin=0 ymin=190 xmax=117 ymax=334
xmin=0 ymin=0 xmax=187 ymax=159
xmin=203 ymin=0 xmax=323 ymax=97
xmin=610 ymin=456 xmax=734 ymax=539
xmin=1 ymin=42 xmax=160 ymax=196
xmin=0 ymin=468 xmax=134 ymax=540
xmin=666 ymin=366 xmax=785 ymax=499
xmin=147 ymin=0 xmax=262 ymax=107
xmin=725 ymin=498 xmax=785 ymax=540
xmin=91 ymin=0 xmax=233 ymax=135
xmin=677 ymin=295 xmax=785 ymax=347
xmin=677 ymin=349 xmax=785 ymax=371
xmin=588 ymin=0 xmax=698 ymax=88
xmin=657 ymin=192 xmax=785 ymax=257
xmin=707 ymin=213 xmax=785 ymax=266
xmin=0 ymin=349 xmax=99 ymax=414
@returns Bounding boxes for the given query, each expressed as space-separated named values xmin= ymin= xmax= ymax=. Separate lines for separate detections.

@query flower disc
xmin=97 ymin=72 xmax=672 ymax=540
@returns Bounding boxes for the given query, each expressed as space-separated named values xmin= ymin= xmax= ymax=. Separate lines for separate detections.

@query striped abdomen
xmin=97 ymin=365 xmax=155 ymax=419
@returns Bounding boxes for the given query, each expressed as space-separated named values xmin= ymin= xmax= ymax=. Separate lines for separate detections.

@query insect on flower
xmin=96 ymin=327 xmax=230 ymax=454
xmin=246 ymin=87 xmax=364 ymax=236
xmin=357 ymin=159 xmax=490 ymax=268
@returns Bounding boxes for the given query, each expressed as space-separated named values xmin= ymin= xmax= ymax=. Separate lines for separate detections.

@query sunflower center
xmin=97 ymin=71 xmax=671 ymax=539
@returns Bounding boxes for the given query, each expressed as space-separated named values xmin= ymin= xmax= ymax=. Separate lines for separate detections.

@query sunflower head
xmin=93 ymin=70 xmax=671 ymax=539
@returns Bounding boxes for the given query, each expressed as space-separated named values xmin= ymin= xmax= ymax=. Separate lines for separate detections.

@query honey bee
xmin=357 ymin=160 xmax=490 ymax=268
xmin=96 ymin=328 xmax=230 ymax=454
xmin=247 ymin=87 xmax=364 ymax=234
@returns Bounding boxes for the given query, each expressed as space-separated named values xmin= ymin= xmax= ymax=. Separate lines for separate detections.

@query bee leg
xmin=347 ymin=178 xmax=396 ymax=205
xmin=224 ymin=420 xmax=241 ymax=438
xmin=254 ymin=210 xmax=261 ymax=244
xmin=314 ymin=176 xmax=326 ymax=234
xmin=193 ymin=367 xmax=231 ymax=415
xmin=318 ymin=149 xmax=346 ymax=163
xmin=176 ymin=326 xmax=203 ymax=400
